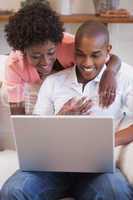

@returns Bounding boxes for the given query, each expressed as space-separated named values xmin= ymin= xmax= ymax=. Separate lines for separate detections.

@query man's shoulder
xmin=118 ymin=62 xmax=133 ymax=80
xmin=47 ymin=67 xmax=74 ymax=82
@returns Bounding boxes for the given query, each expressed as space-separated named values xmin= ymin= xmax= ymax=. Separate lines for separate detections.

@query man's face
xmin=75 ymin=35 xmax=111 ymax=83
xmin=25 ymin=41 xmax=57 ymax=77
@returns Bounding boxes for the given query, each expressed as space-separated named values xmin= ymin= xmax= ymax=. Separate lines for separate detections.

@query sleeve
xmin=33 ymin=77 xmax=55 ymax=115
xmin=123 ymin=83 xmax=133 ymax=116
xmin=56 ymin=32 xmax=75 ymax=68
xmin=120 ymin=83 xmax=133 ymax=130
xmin=5 ymin=62 xmax=24 ymax=103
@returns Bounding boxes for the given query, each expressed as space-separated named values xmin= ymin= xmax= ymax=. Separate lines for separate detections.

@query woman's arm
xmin=106 ymin=54 xmax=121 ymax=74
xmin=99 ymin=54 xmax=121 ymax=108
xmin=10 ymin=102 xmax=25 ymax=115
xmin=5 ymin=52 xmax=27 ymax=115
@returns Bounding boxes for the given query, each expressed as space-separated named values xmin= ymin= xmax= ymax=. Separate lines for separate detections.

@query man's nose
xmin=83 ymin=56 xmax=93 ymax=66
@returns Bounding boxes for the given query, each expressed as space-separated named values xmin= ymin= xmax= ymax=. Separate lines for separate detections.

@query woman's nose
xmin=39 ymin=55 xmax=49 ymax=66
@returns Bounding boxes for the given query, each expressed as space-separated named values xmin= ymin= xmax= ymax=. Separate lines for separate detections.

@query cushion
xmin=0 ymin=55 xmax=8 ymax=82
xmin=0 ymin=150 xmax=19 ymax=188
xmin=118 ymin=142 xmax=133 ymax=186
xmin=0 ymin=86 xmax=15 ymax=151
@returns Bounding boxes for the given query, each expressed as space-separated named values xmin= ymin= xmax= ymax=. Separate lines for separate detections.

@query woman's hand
xmin=99 ymin=69 xmax=117 ymax=108
xmin=99 ymin=54 xmax=121 ymax=108
xmin=57 ymin=97 xmax=93 ymax=115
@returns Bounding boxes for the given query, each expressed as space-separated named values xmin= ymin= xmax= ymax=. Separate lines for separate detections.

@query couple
xmin=2 ymin=2 xmax=133 ymax=200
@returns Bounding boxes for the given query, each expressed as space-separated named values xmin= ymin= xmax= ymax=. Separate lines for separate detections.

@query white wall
xmin=0 ymin=0 xmax=21 ymax=11
xmin=63 ymin=0 xmax=133 ymax=66
xmin=0 ymin=0 xmax=21 ymax=54
xmin=0 ymin=22 xmax=11 ymax=54
xmin=49 ymin=0 xmax=95 ymax=14
xmin=109 ymin=0 xmax=133 ymax=65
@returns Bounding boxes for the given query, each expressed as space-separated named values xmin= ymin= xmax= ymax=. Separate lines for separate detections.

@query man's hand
xmin=99 ymin=69 xmax=117 ymax=108
xmin=57 ymin=97 xmax=93 ymax=115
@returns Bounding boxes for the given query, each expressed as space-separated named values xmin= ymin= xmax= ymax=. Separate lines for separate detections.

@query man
xmin=1 ymin=21 xmax=133 ymax=200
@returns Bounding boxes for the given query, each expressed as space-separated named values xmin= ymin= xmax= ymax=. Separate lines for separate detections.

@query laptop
xmin=11 ymin=115 xmax=115 ymax=173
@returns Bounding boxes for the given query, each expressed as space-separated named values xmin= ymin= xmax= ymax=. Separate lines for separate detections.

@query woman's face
xmin=25 ymin=41 xmax=57 ymax=79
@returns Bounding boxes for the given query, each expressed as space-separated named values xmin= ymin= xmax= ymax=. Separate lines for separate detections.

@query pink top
xmin=5 ymin=32 xmax=75 ymax=102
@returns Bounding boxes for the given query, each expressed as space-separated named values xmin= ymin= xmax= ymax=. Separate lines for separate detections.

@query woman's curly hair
xmin=5 ymin=3 xmax=64 ymax=51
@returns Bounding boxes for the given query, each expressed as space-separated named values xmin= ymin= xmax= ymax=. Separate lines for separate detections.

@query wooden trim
xmin=0 ymin=15 xmax=10 ymax=21
xmin=60 ymin=14 xmax=133 ymax=24
xmin=1 ymin=14 xmax=133 ymax=24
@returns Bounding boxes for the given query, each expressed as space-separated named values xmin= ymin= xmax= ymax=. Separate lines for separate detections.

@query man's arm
xmin=99 ymin=54 xmax=121 ymax=107
xmin=115 ymin=125 xmax=133 ymax=146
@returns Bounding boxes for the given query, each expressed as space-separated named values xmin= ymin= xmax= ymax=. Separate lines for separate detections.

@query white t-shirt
xmin=34 ymin=62 xmax=133 ymax=130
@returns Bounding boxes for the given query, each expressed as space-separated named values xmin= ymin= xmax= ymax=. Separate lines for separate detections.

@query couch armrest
xmin=0 ymin=150 xmax=19 ymax=188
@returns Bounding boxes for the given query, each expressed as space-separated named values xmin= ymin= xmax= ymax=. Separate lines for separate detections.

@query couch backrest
xmin=0 ymin=55 xmax=16 ymax=151
xmin=0 ymin=55 xmax=8 ymax=82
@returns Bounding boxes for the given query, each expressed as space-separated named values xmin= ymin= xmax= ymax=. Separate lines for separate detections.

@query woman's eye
xmin=47 ymin=52 xmax=55 ymax=56
xmin=32 ymin=57 xmax=39 ymax=60
xmin=30 ymin=55 xmax=40 ymax=60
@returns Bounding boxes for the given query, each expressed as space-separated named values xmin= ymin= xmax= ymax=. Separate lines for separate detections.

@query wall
xmin=0 ymin=0 xmax=133 ymax=65
xmin=0 ymin=0 xmax=21 ymax=11
xmin=109 ymin=0 xmax=133 ymax=65
xmin=0 ymin=0 xmax=21 ymax=54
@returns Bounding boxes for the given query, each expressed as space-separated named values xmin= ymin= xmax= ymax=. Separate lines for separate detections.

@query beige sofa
xmin=0 ymin=55 xmax=19 ymax=189
xmin=0 ymin=55 xmax=133 ymax=198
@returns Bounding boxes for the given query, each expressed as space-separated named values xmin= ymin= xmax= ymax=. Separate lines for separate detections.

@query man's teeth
xmin=84 ymin=68 xmax=95 ymax=72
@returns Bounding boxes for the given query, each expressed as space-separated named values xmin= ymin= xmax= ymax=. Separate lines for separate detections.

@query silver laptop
xmin=11 ymin=115 xmax=115 ymax=173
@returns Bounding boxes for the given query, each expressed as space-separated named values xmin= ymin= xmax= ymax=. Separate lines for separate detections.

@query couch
xmin=0 ymin=55 xmax=133 ymax=199
xmin=0 ymin=55 xmax=19 ymax=189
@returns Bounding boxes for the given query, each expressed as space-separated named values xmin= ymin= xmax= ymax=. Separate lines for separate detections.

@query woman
xmin=4 ymin=2 xmax=120 ymax=114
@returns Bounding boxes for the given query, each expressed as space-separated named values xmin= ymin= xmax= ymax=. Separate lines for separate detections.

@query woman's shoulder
xmin=62 ymin=32 xmax=75 ymax=44
xmin=7 ymin=50 xmax=26 ymax=71
xmin=56 ymin=32 xmax=75 ymax=68
xmin=6 ymin=50 xmax=39 ymax=83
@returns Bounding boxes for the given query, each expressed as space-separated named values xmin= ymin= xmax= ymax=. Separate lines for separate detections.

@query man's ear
xmin=105 ymin=45 xmax=112 ymax=63
xmin=107 ymin=44 xmax=112 ymax=54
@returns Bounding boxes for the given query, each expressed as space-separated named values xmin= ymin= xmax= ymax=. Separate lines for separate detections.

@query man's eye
xmin=75 ymin=52 xmax=84 ymax=57
xmin=92 ymin=54 xmax=100 ymax=58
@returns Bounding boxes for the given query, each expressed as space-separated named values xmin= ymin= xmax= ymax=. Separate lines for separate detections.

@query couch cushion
xmin=0 ymin=86 xmax=16 ymax=151
xmin=118 ymin=142 xmax=133 ymax=186
xmin=0 ymin=150 xmax=19 ymax=188
xmin=0 ymin=55 xmax=8 ymax=82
